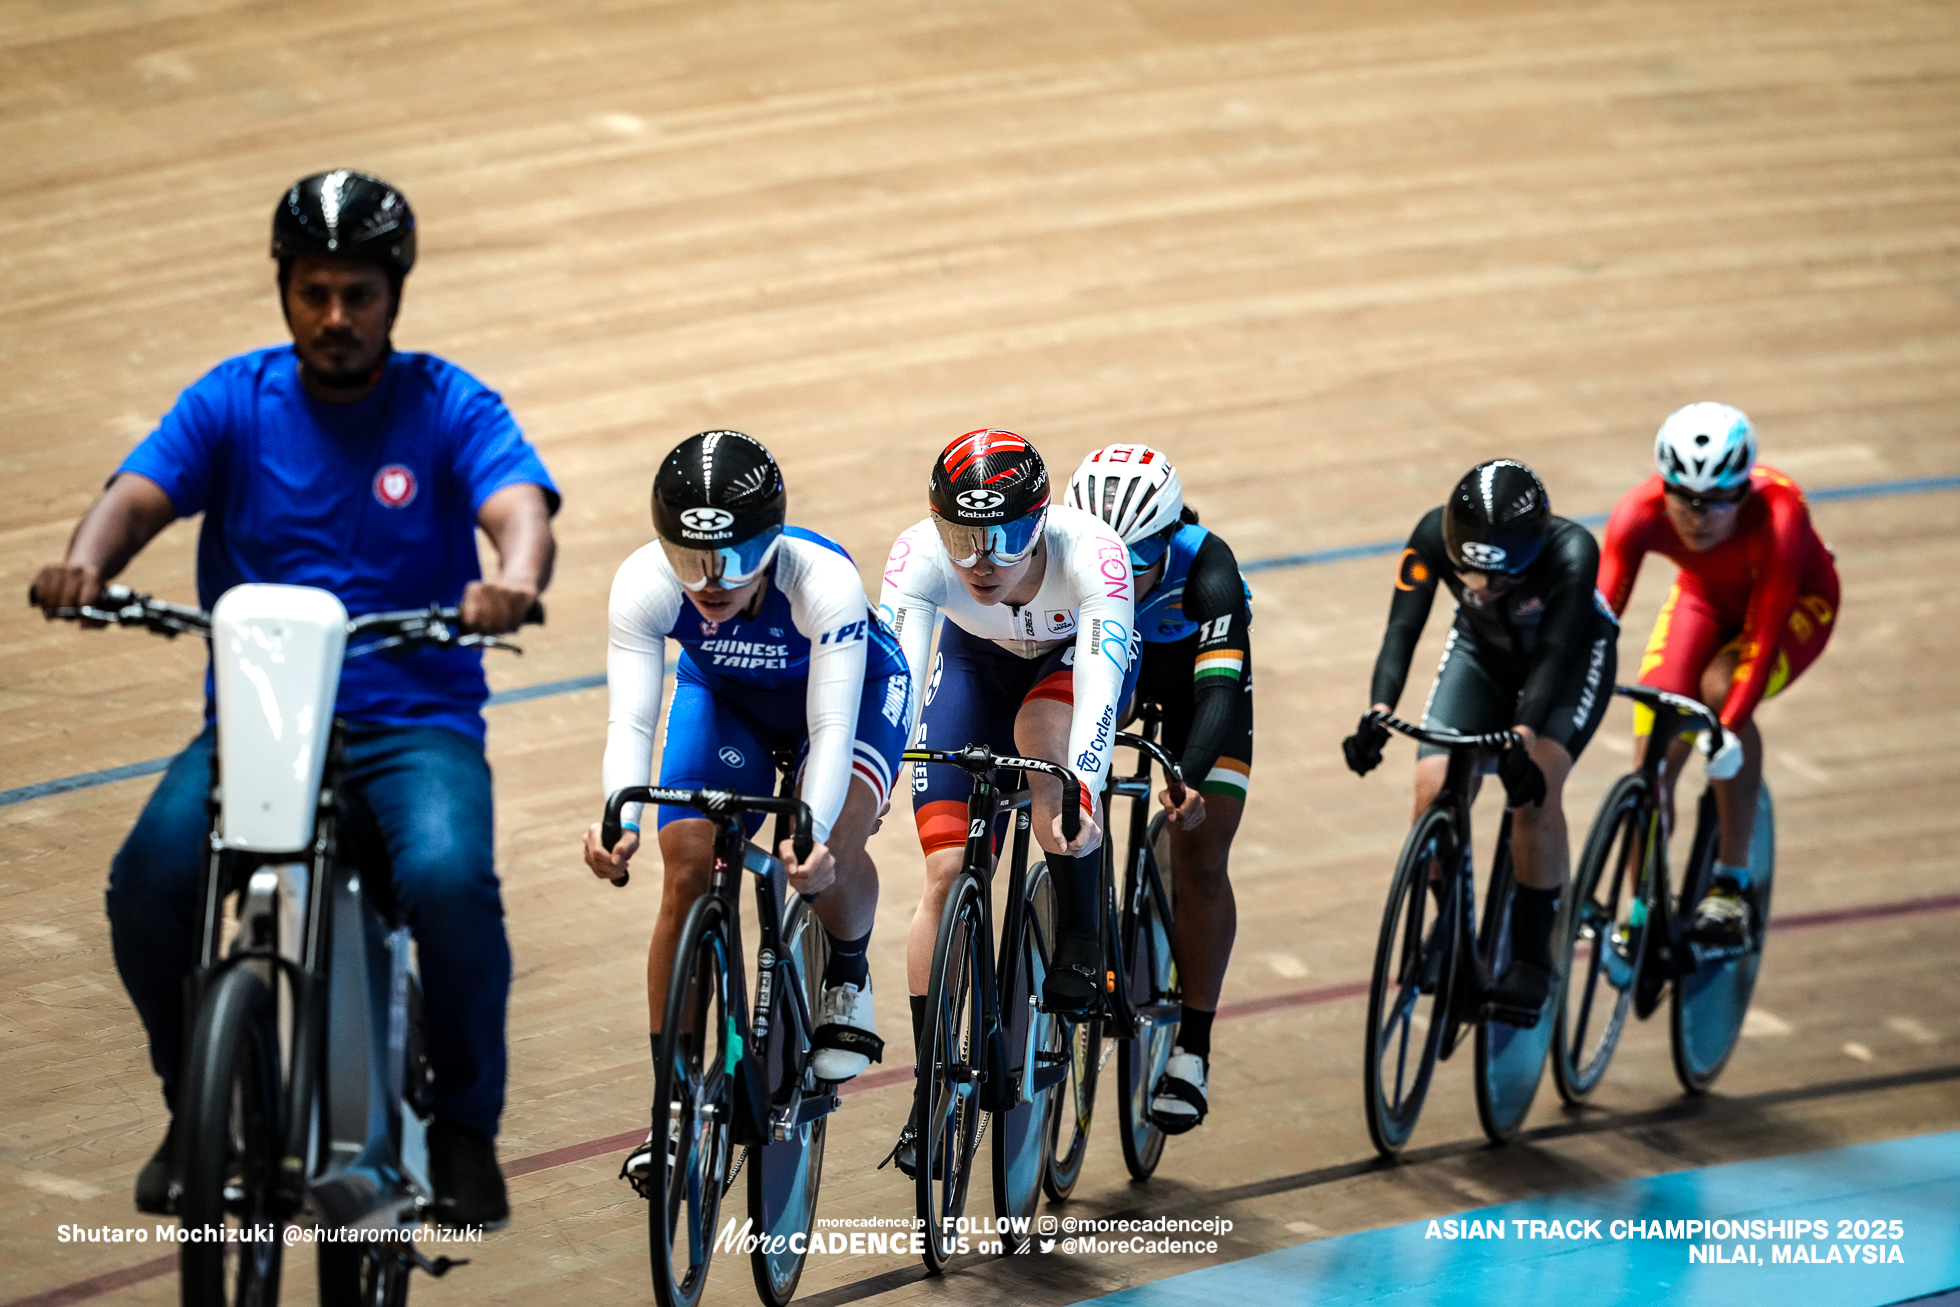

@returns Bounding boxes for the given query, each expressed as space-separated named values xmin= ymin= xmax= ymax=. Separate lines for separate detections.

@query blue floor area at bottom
xmin=1077 ymin=1131 xmax=1960 ymax=1307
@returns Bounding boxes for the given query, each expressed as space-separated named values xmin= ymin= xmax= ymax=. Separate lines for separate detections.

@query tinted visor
xmin=660 ymin=526 xmax=783 ymax=591
xmin=931 ymin=508 xmax=1046 ymax=568
xmin=1127 ymin=526 xmax=1175 ymax=572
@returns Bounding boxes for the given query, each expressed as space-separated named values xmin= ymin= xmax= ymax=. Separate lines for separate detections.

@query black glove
xmin=1342 ymin=715 xmax=1391 ymax=776
xmin=1499 ymin=744 xmax=1546 ymax=808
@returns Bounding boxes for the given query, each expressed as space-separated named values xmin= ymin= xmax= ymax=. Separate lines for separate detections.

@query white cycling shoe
xmin=811 ymin=981 xmax=884 ymax=1082
xmin=1148 ymin=1047 xmax=1209 ymax=1135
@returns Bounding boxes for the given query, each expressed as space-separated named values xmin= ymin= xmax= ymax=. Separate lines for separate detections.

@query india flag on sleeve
xmin=1201 ymin=757 xmax=1250 ymax=799
xmin=1194 ymin=648 xmax=1243 ymax=682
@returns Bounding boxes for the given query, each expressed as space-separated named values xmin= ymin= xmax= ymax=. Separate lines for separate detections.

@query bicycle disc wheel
xmin=649 ymin=898 xmax=738 ymax=1307
xmin=1363 ymin=806 xmax=1459 ymax=1158
xmin=1117 ymin=812 xmax=1180 ymax=1181
xmin=178 ymin=967 xmax=285 ymax=1307
xmin=317 ymin=1240 xmax=411 ymax=1307
xmin=917 ymin=875 xmax=986 ymax=1273
xmin=1553 ymin=773 xmax=1651 ymax=1105
xmin=1473 ymin=851 xmax=1556 ymax=1145
xmin=991 ymin=863 xmax=1057 ymax=1244
xmin=1671 ymin=783 xmax=1776 ymax=1094
xmin=748 ymin=898 xmax=829 ymax=1307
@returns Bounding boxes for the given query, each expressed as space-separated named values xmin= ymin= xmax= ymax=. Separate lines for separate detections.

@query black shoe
xmin=428 ymin=1120 xmax=509 ymax=1231
xmin=1486 ymin=960 xmax=1555 ymax=1028
xmin=1043 ymin=934 xmax=1102 ymax=1017
xmin=134 ymin=1119 xmax=178 ymax=1215
xmin=879 ymin=1124 xmax=919 ymax=1181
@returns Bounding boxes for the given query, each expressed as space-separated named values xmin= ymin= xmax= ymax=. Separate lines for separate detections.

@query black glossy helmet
xmin=652 ymin=431 xmax=787 ymax=590
xmin=1442 ymin=459 xmax=1551 ymax=576
xmin=927 ymin=429 xmax=1050 ymax=567
xmin=271 ymin=170 xmax=416 ymax=277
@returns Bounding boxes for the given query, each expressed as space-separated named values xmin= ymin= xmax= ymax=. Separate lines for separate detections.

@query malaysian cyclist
xmin=1342 ymin=459 xmax=1618 ymax=1021
xmin=877 ymin=429 xmax=1137 ymax=1174
xmin=581 ymin=430 xmax=912 ymax=1183
xmin=1597 ymin=402 xmax=1839 ymax=946
xmin=1065 ymin=444 xmax=1251 ymax=1134
xmin=31 ymin=171 xmax=558 ymax=1229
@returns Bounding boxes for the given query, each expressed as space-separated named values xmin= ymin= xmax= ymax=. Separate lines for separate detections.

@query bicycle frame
xmin=600 ymin=784 xmax=821 ymax=1146
xmin=899 ymin=746 xmax=1081 ymax=1113
xmin=1101 ymin=708 xmax=1185 ymax=1041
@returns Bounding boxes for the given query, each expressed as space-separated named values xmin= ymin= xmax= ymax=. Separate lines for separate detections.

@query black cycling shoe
xmin=879 ymin=1123 xmax=923 ymax=1181
xmin=1485 ymin=960 xmax=1555 ymax=1028
xmin=1042 ymin=933 xmax=1102 ymax=1017
xmin=134 ymin=1119 xmax=178 ymax=1215
xmin=429 ymin=1119 xmax=510 ymax=1231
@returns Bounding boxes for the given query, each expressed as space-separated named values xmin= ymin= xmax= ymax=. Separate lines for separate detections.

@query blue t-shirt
xmin=119 ymin=345 xmax=559 ymax=741
xmin=668 ymin=527 xmax=909 ymax=693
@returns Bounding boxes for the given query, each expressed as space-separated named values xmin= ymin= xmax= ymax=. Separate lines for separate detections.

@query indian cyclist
xmin=1342 ymin=459 xmax=1618 ymax=1022
xmin=32 ymin=171 xmax=559 ymax=1228
xmin=876 ymin=429 xmax=1138 ymax=1175
xmin=1065 ymin=443 xmax=1252 ymax=1134
xmin=581 ymin=430 xmax=912 ymax=1182
xmin=1598 ymin=401 xmax=1839 ymax=948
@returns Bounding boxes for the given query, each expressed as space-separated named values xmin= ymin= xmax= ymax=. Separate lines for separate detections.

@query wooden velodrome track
xmin=5 ymin=0 xmax=1959 ymax=1303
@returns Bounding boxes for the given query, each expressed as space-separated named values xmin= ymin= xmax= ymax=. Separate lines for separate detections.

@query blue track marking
xmin=1072 ymin=1131 xmax=1960 ymax=1307
xmin=5 ymin=473 xmax=1954 ymax=809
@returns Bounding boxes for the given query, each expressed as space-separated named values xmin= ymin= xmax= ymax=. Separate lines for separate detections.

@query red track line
xmin=12 ymin=889 xmax=1957 ymax=1307
xmin=6 ymin=1255 xmax=175 ymax=1307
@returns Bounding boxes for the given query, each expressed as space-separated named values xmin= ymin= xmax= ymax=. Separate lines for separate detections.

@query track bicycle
xmin=599 ymin=778 xmax=835 ymax=1307
xmin=1359 ymin=712 xmax=1559 ymax=1157
xmin=1552 ymin=685 xmax=1776 ymax=1101
xmin=38 ymin=582 xmax=534 ymax=1307
xmin=900 ymin=745 xmax=1083 ymax=1272
xmin=1038 ymin=708 xmax=1189 ymax=1197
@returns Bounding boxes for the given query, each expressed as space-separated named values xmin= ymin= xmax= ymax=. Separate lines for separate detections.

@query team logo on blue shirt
xmin=372 ymin=464 xmax=418 ymax=509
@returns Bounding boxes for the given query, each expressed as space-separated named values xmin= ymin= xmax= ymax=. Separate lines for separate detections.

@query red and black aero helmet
xmin=927 ymin=429 xmax=1050 ymax=566
xmin=271 ymin=170 xmax=417 ymax=278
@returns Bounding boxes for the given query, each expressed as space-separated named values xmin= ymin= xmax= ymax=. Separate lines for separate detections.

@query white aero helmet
xmin=1067 ymin=444 xmax=1184 ymax=551
xmin=1655 ymin=402 xmax=1756 ymax=494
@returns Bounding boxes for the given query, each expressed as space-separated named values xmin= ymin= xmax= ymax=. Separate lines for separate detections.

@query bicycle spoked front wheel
xmin=179 ymin=967 xmax=286 ymax=1307
xmin=1553 ymin=773 xmax=1652 ymax=1104
xmin=1364 ymin=807 xmax=1459 ymax=1158
xmin=917 ymin=875 xmax=987 ymax=1273
xmin=748 ymin=897 xmax=829 ymax=1307
xmin=1117 ymin=812 xmax=1180 ymax=1181
xmin=992 ymin=863 xmax=1058 ymax=1244
xmin=649 ymin=898 xmax=738 ymax=1307
xmin=1672 ymin=784 xmax=1776 ymax=1094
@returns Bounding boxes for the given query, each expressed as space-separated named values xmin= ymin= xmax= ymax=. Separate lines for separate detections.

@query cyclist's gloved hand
xmin=1342 ymin=715 xmax=1391 ymax=776
xmin=1499 ymin=745 xmax=1547 ymax=808
xmin=1699 ymin=727 xmax=1745 ymax=781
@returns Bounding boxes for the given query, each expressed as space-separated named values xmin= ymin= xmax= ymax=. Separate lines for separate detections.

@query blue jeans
xmin=106 ymin=723 xmax=511 ymax=1137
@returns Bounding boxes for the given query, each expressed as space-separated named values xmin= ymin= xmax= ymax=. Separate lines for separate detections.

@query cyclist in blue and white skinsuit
xmin=582 ymin=431 xmax=910 ymax=1184
xmin=875 ymin=431 xmax=1137 ymax=1174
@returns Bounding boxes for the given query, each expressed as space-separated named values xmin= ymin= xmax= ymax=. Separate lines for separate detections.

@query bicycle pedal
xmin=1482 ymin=1001 xmax=1545 ymax=1031
xmin=1034 ymin=1050 xmax=1071 ymax=1066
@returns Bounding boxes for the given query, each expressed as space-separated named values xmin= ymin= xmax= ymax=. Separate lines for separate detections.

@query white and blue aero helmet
xmin=1655 ymin=402 xmax=1756 ymax=494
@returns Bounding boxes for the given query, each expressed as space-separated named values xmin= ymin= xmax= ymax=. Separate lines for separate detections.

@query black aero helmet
xmin=271 ymin=170 xmax=417 ymax=277
xmin=652 ymin=431 xmax=787 ymax=589
xmin=927 ymin=429 xmax=1050 ymax=566
xmin=1442 ymin=459 xmax=1552 ymax=575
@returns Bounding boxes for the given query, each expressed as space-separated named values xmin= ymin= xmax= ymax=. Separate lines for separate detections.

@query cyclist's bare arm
xmin=466 ymin=482 xmax=556 ymax=633
xmin=32 ymin=473 xmax=176 ymax=613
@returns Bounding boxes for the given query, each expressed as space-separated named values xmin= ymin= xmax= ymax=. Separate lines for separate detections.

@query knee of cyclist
xmin=390 ymin=838 xmax=500 ymax=916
